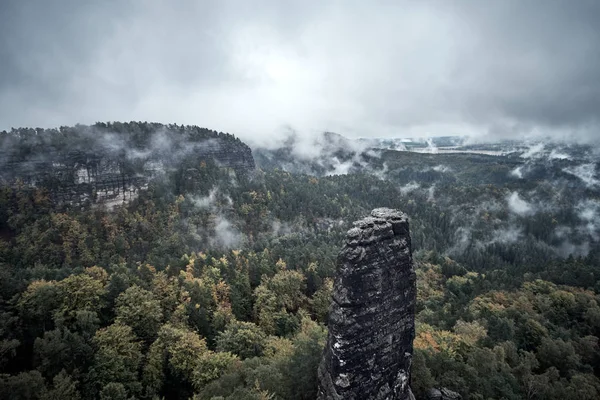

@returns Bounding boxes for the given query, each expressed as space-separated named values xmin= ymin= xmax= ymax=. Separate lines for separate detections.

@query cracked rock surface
xmin=318 ymin=208 xmax=416 ymax=400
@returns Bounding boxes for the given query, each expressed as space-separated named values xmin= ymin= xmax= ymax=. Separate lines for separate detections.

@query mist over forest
xmin=1 ymin=122 xmax=599 ymax=399
xmin=2 ymin=1 xmax=600 ymax=399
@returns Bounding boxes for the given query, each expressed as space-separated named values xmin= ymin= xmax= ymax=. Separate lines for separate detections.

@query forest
xmin=1 ymin=123 xmax=600 ymax=399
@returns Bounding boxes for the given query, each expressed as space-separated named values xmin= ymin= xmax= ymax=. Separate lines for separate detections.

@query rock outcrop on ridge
xmin=317 ymin=208 xmax=417 ymax=400
xmin=0 ymin=122 xmax=254 ymax=207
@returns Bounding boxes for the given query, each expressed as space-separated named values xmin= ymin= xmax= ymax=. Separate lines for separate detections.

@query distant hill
xmin=0 ymin=122 xmax=255 ymax=207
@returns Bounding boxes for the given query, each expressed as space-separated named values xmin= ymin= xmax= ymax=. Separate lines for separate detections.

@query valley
xmin=1 ymin=123 xmax=599 ymax=399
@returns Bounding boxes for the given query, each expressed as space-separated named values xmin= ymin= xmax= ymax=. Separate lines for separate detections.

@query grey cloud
xmin=563 ymin=163 xmax=600 ymax=188
xmin=507 ymin=192 xmax=534 ymax=216
xmin=1 ymin=0 xmax=599 ymax=143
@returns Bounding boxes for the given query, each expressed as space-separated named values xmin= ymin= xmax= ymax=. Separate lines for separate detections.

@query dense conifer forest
xmin=1 ymin=123 xmax=600 ymax=399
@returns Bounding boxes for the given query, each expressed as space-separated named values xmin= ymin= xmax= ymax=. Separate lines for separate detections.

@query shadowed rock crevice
xmin=318 ymin=208 xmax=416 ymax=400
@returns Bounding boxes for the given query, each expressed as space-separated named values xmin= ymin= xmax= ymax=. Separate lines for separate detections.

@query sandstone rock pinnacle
xmin=317 ymin=208 xmax=416 ymax=400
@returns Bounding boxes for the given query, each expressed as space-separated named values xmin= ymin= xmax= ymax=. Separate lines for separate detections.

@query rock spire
xmin=317 ymin=208 xmax=416 ymax=400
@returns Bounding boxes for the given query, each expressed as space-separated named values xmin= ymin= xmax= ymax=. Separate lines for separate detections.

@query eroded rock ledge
xmin=318 ymin=208 xmax=416 ymax=400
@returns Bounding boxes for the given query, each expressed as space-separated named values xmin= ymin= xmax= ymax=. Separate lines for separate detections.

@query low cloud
xmin=432 ymin=165 xmax=451 ymax=173
xmin=576 ymin=199 xmax=600 ymax=240
xmin=399 ymin=182 xmax=420 ymax=196
xmin=447 ymin=227 xmax=472 ymax=255
xmin=271 ymin=220 xmax=296 ymax=236
xmin=212 ymin=215 xmax=242 ymax=249
xmin=507 ymin=192 xmax=534 ymax=216
xmin=510 ymin=166 xmax=524 ymax=179
xmin=520 ymin=143 xmax=545 ymax=159
xmin=549 ymin=149 xmax=572 ymax=160
xmin=187 ymin=186 xmax=239 ymax=249
xmin=489 ymin=226 xmax=523 ymax=245
xmin=557 ymin=241 xmax=590 ymax=257
xmin=328 ymin=157 xmax=353 ymax=176
xmin=189 ymin=188 xmax=233 ymax=210
xmin=423 ymin=139 xmax=439 ymax=154
xmin=190 ymin=188 xmax=218 ymax=209
xmin=563 ymin=163 xmax=599 ymax=188
xmin=427 ymin=185 xmax=436 ymax=202
xmin=372 ymin=162 xmax=389 ymax=180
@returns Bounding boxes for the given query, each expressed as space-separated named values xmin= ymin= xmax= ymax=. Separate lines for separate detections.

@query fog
xmin=564 ymin=163 xmax=600 ymax=188
xmin=507 ymin=192 xmax=534 ymax=216
xmin=1 ymin=0 xmax=600 ymax=144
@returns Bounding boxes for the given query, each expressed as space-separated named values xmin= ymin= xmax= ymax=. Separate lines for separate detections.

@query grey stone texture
xmin=318 ymin=208 xmax=417 ymax=400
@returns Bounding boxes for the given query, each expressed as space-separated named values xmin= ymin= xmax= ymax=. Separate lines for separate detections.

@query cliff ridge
xmin=0 ymin=122 xmax=255 ymax=207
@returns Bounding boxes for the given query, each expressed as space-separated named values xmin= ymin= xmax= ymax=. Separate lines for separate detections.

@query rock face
xmin=0 ymin=122 xmax=255 ymax=207
xmin=318 ymin=208 xmax=416 ymax=400
xmin=426 ymin=388 xmax=462 ymax=400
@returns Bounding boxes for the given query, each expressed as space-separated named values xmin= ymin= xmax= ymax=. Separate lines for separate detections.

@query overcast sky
xmin=1 ymin=0 xmax=599 ymax=143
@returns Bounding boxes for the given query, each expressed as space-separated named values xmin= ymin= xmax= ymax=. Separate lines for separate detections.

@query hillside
xmin=0 ymin=122 xmax=254 ymax=208
xmin=1 ymin=124 xmax=600 ymax=399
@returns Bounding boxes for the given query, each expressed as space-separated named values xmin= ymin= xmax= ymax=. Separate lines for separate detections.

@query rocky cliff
xmin=0 ymin=122 xmax=255 ymax=207
xmin=317 ymin=208 xmax=416 ymax=400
